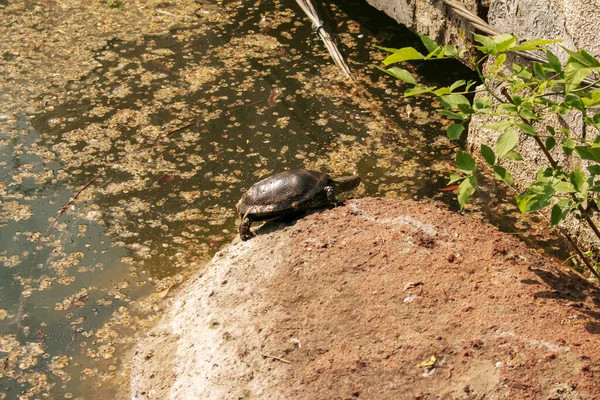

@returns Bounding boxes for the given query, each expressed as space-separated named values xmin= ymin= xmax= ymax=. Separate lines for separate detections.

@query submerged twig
xmin=45 ymin=118 xmax=203 ymax=237
xmin=294 ymin=0 xmax=352 ymax=78
xmin=45 ymin=170 xmax=103 ymax=234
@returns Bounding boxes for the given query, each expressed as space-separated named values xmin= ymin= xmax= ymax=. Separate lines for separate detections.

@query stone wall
xmin=365 ymin=0 xmax=481 ymax=49
xmin=366 ymin=0 xmax=600 ymax=258
xmin=366 ymin=0 xmax=600 ymax=60
xmin=475 ymin=0 xmax=600 ymax=256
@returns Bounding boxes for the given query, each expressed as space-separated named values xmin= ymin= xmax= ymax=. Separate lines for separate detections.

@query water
xmin=0 ymin=0 xmax=570 ymax=398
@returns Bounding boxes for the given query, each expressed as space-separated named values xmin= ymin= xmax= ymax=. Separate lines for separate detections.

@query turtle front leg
xmin=239 ymin=216 xmax=255 ymax=241
xmin=324 ymin=186 xmax=338 ymax=206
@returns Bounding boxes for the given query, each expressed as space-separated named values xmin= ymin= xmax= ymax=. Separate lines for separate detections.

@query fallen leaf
xmin=417 ymin=355 xmax=437 ymax=368
xmin=267 ymin=90 xmax=278 ymax=107
xmin=439 ymin=185 xmax=459 ymax=191
xmin=158 ymin=174 xmax=174 ymax=184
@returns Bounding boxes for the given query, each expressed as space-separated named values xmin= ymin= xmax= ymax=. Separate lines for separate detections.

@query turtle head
xmin=330 ymin=174 xmax=360 ymax=193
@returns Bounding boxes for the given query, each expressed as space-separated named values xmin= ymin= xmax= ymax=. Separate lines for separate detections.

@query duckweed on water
xmin=0 ymin=0 xmax=567 ymax=398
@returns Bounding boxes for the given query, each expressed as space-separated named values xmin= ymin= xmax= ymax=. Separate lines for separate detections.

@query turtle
xmin=236 ymin=169 xmax=361 ymax=241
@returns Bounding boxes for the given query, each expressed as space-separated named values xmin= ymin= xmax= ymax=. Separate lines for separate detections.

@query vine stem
xmin=499 ymin=87 xmax=600 ymax=280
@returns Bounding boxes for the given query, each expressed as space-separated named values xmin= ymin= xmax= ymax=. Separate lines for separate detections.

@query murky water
xmin=0 ymin=0 xmax=571 ymax=398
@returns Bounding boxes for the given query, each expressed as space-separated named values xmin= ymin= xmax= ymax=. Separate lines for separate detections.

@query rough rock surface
xmin=364 ymin=0 xmax=479 ymax=50
xmin=130 ymin=198 xmax=600 ymax=399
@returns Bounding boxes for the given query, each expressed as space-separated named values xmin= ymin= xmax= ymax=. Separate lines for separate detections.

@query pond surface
xmin=0 ymin=0 xmax=569 ymax=398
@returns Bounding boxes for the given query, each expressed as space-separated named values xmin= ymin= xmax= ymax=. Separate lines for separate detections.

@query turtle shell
xmin=237 ymin=169 xmax=329 ymax=219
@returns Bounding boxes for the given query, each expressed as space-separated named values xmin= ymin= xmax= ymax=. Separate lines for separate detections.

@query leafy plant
xmin=377 ymin=34 xmax=600 ymax=279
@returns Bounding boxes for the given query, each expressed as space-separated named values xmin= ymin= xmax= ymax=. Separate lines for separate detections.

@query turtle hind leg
xmin=239 ymin=216 xmax=255 ymax=241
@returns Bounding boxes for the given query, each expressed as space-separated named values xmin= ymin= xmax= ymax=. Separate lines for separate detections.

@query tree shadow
xmin=529 ymin=265 xmax=600 ymax=335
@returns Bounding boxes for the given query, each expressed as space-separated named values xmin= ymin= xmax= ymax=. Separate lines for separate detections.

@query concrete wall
xmin=488 ymin=0 xmax=600 ymax=62
xmin=366 ymin=0 xmax=600 ymax=259
xmin=475 ymin=0 xmax=600 ymax=257
xmin=366 ymin=0 xmax=600 ymax=61
xmin=365 ymin=0 xmax=480 ymax=49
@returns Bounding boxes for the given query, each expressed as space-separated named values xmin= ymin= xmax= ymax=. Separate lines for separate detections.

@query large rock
xmin=130 ymin=198 xmax=600 ymax=399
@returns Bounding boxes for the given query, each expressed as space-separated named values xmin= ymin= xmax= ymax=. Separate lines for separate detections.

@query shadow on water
xmin=0 ymin=0 xmax=592 ymax=398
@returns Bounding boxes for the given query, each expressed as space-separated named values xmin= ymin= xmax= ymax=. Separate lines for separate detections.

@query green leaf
xmin=457 ymin=176 xmax=477 ymax=210
xmin=562 ymin=47 xmax=600 ymax=68
xmin=496 ymin=129 xmax=519 ymax=158
xmin=438 ymin=94 xmax=471 ymax=110
xmin=570 ymin=167 xmax=587 ymax=192
xmin=473 ymin=33 xmax=497 ymax=54
xmin=420 ymin=35 xmax=439 ymax=53
xmin=509 ymin=94 xmax=523 ymax=106
xmin=482 ymin=120 xmax=511 ymax=132
xmin=455 ymin=150 xmax=477 ymax=175
xmin=515 ymin=183 xmax=554 ymax=213
xmin=404 ymin=86 xmax=434 ymax=97
xmin=444 ymin=45 xmax=459 ymax=58
xmin=375 ymin=45 xmax=400 ymax=54
xmin=534 ymin=62 xmax=546 ymax=79
xmin=562 ymin=138 xmax=575 ymax=156
xmin=551 ymin=198 xmax=573 ymax=226
xmin=481 ymin=144 xmax=496 ymax=165
xmin=546 ymin=50 xmax=562 ymax=73
xmin=510 ymin=38 xmax=560 ymax=51
xmin=564 ymin=94 xmax=585 ymax=111
xmin=437 ymin=109 xmax=467 ymax=120
xmin=449 ymin=80 xmax=466 ymax=92
xmin=383 ymin=47 xmax=425 ymax=65
xmin=424 ymin=47 xmax=443 ymax=59
xmin=513 ymin=63 xmax=532 ymax=80
xmin=499 ymin=103 xmax=518 ymax=113
xmin=564 ymin=61 xmax=591 ymax=94
xmin=554 ymin=181 xmax=577 ymax=193
xmin=585 ymin=90 xmax=600 ymax=108
xmin=448 ymin=173 xmax=465 ymax=184
xmin=457 ymin=103 xmax=474 ymax=114
xmin=505 ymin=150 xmax=523 ymax=161
xmin=587 ymin=165 xmax=600 ymax=176
xmin=495 ymin=35 xmax=517 ymax=52
xmin=494 ymin=53 xmax=507 ymax=68
xmin=538 ymin=167 xmax=555 ymax=181
xmin=557 ymin=105 xmax=570 ymax=115
xmin=447 ymin=123 xmax=465 ymax=140
xmin=378 ymin=66 xmax=417 ymax=84
xmin=465 ymin=80 xmax=477 ymax=91
xmin=493 ymin=165 xmax=513 ymax=185
xmin=575 ymin=146 xmax=600 ymax=162
xmin=474 ymin=97 xmax=492 ymax=111
xmin=545 ymin=136 xmax=556 ymax=152
xmin=519 ymin=108 xmax=538 ymax=121
xmin=517 ymin=122 xmax=537 ymax=136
